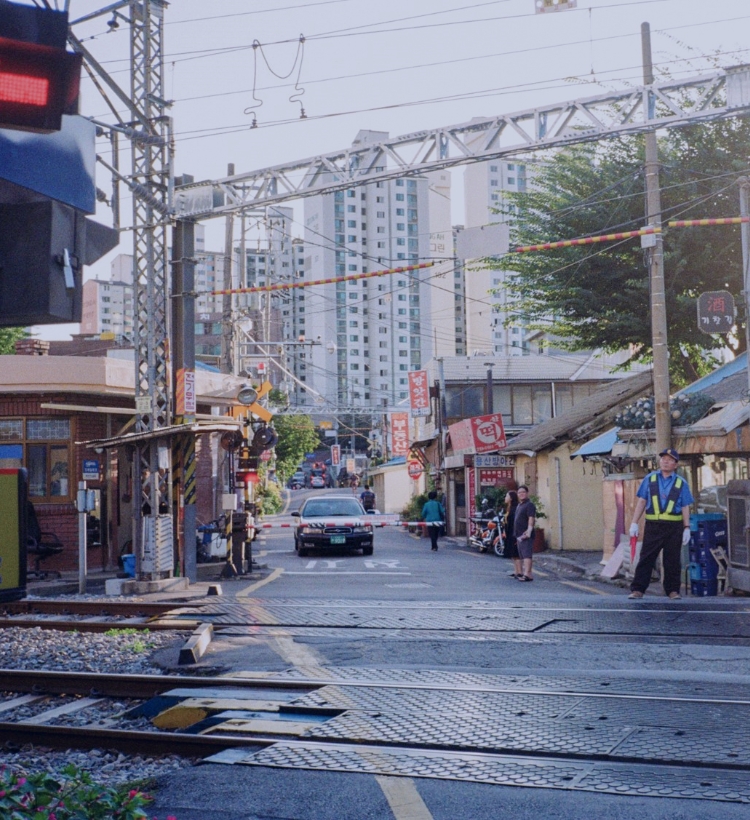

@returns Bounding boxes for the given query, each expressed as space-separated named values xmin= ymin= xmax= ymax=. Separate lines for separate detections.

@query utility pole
xmin=641 ymin=22 xmax=671 ymax=454
xmin=221 ymin=162 xmax=235 ymax=374
xmin=740 ymin=178 xmax=750 ymax=395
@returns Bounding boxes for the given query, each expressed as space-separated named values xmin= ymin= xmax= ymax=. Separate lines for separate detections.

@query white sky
xmin=34 ymin=0 xmax=750 ymax=338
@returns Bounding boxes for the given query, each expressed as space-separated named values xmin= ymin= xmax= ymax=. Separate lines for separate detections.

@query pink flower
xmin=129 ymin=789 xmax=139 ymax=798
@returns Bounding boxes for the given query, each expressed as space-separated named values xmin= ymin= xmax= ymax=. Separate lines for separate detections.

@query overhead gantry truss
xmin=174 ymin=65 xmax=750 ymax=220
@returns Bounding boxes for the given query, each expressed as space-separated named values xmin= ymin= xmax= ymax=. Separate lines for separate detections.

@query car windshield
xmin=303 ymin=498 xmax=363 ymax=517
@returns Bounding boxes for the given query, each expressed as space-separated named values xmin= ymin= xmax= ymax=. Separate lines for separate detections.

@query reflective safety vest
xmin=645 ymin=472 xmax=684 ymax=522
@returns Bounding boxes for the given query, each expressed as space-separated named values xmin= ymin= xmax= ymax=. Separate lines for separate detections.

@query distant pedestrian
xmin=503 ymin=490 xmax=522 ymax=578
xmin=421 ymin=490 xmax=446 ymax=551
xmin=360 ymin=484 xmax=376 ymax=511
xmin=513 ymin=486 xmax=536 ymax=581
xmin=628 ymin=448 xmax=693 ymax=600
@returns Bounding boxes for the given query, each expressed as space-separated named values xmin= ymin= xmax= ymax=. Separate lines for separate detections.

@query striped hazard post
xmin=668 ymin=217 xmax=750 ymax=227
xmin=182 ymin=435 xmax=196 ymax=507
xmin=209 ymin=261 xmax=435 ymax=297
xmin=514 ymin=226 xmax=661 ymax=253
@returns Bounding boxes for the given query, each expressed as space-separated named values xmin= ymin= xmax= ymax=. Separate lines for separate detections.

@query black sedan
xmin=292 ymin=495 xmax=374 ymax=557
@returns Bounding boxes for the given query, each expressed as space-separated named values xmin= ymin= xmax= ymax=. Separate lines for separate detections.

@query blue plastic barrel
xmin=121 ymin=554 xmax=135 ymax=578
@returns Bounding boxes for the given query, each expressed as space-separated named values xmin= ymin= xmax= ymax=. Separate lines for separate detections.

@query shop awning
xmin=79 ymin=420 xmax=241 ymax=449
xmin=570 ymin=427 xmax=620 ymax=460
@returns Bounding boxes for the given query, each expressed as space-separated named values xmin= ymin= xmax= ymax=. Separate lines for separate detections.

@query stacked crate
xmin=688 ymin=514 xmax=727 ymax=596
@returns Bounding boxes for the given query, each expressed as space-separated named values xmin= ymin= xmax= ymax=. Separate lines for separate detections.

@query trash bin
xmin=121 ymin=554 xmax=135 ymax=578
xmin=0 ymin=468 xmax=28 ymax=602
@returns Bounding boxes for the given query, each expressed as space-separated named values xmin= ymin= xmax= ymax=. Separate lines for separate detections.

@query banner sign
xmin=467 ymin=467 xmax=477 ymax=537
xmin=408 ymin=370 xmax=430 ymax=417
xmin=474 ymin=454 xmax=515 ymax=467
xmin=390 ymin=412 xmax=410 ymax=457
xmin=479 ymin=468 xmax=515 ymax=486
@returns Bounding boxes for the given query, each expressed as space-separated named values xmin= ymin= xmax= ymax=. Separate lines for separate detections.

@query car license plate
xmin=330 ymin=535 xmax=346 ymax=544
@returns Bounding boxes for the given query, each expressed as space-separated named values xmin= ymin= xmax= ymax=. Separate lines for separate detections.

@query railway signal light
xmin=0 ymin=2 xmax=82 ymax=133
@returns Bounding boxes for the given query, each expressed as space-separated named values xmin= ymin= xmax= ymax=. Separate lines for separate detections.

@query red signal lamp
xmin=0 ymin=36 xmax=82 ymax=133
xmin=236 ymin=470 xmax=260 ymax=486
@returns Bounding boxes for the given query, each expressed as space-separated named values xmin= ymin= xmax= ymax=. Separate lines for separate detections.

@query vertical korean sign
xmin=390 ymin=412 xmax=410 ymax=457
xmin=408 ymin=370 xmax=430 ymax=417
xmin=331 ymin=444 xmax=341 ymax=466
xmin=467 ymin=467 xmax=477 ymax=537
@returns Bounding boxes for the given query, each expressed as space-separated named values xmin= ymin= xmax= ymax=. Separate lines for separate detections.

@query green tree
xmin=273 ymin=415 xmax=320 ymax=482
xmin=0 ymin=327 xmax=27 ymax=354
xmin=498 ymin=117 xmax=750 ymax=384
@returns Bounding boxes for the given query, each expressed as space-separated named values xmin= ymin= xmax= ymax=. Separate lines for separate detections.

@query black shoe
xmin=517 ymin=575 xmax=533 ymax=582
xmin=431 ymin=546 xmax=438 ymax=551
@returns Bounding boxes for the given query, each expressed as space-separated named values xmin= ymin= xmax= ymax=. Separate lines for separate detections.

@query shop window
xmin=0 ymin=417 xmax=72 ymax=500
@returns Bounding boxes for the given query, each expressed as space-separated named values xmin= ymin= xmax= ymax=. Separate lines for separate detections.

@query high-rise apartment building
xmin=301 ymin=130 xmax=436 ymax=409
xmin=80 ymin=253 xmax=135 ymax=338
xmin=463 ymin=155 xmax=531 ymax=356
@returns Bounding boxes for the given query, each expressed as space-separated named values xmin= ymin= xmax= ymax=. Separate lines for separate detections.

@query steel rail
xmin=0 ymin=669 xmax=316 ymax=698
xmin=1 ymin=600 xmax=207 ymax=617
xmin=0 ymin=618 xmax=195 ymax=633
xmin=0 ymin=721 xmax=274 ymax=757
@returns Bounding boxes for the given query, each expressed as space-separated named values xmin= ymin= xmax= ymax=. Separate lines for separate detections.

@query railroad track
xmin=2 ymin=667 xmax=750 ymax=803
xmin=0 ymin=598 xmax=206 ymax=633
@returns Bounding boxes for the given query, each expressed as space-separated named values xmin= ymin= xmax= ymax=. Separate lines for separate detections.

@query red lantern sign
xmin=407 ymin=459 xmax=423 ymax=479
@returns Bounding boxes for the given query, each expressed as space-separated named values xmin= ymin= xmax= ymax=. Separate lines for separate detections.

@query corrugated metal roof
xmin=570 ymin=427 xmax=621 ymax=459
xmin=426 ymin=353 xmax=647 ymax=383
xmin=502 ymin=370 xmax=653 ymax=455
xmin=679 ymin=353 xmax=747 ymax=395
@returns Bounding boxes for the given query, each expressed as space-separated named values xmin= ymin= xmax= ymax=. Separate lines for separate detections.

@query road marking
xmin=560 ymin=579 xmax=613 ymax=596
xmin=237 ymin=567 xmax=284 ymax=598
xmin=456 ymin=550 xmax=482 ymax=557
xmin=376 ymin=776 xmax=433 ymax=820
xmin=269 ymin=635 xmax=326 ymax=668
xmin=284 ymin=571 xmax=411 ymax=576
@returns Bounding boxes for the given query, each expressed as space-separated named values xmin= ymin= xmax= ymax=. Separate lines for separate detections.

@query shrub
xmin=0 ymin=764 xmax=177 ymax=820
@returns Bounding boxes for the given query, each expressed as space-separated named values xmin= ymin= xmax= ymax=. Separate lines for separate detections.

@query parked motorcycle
xmin=469 ymin=509 xmax=505 ymax=555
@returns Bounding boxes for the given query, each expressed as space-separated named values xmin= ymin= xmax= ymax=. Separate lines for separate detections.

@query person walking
xmin=421 ymin=490 xmax=446 ymax=551
xmin=360 ymin=484 xmax=376 ymax=511
xmin=503 ymin=490 xmax=522 ymax=578
xmin=628 ymin=448 xmax=693 ymax=600
xmin=513 ymin=486 xmax=536 ymax=581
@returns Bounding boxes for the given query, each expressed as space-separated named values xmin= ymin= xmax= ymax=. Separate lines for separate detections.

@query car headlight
xmin=301 ymin=526 xmax=319 ymax=535
xmin=353 ymin=525 xmax=372 ymax=533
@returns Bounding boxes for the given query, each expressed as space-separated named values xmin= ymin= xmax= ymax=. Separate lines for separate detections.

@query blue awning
xmin=570 ymin=427 xmax=620 ymax=459
xmin=678 ymin=352 xmax=747 ymax=395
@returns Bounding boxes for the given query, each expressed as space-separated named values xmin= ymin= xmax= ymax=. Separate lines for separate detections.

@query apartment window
xmin=398 ymin=294 xmax=406 ymax=301
xmin=507 ymin=177 xmax=515 ymax=185
xmin=396 ymin=223 xmax=405 ymax=231
xmin=377 ymin=227 xmax=385 ymax=234
xmin=377 ymin=211 xmax=385 ymax=218
xmin=379 ymin=341 xmax=387 ymax=348
xmin=398 ymin=336 xmax=407 ymax=343
xmin=507 ymin=163 xmax=515 ymax=170
xmin=376 ymin=195 xmax=384 ymax=202
xmin=0 ymin=417 xmax=72 ymax=501
xmin=396 ymin=179 xmax=404 ymax=186
xmin=349 ymin=335 xmax=359 ymax=342
xmin=490 ymin=179 xmax=498 ymax=187
xmin=348 ymin=220 xmax=356 ymax=228
xmin=396 ymin=194 xmax=405 ymax=201
xmin=490 ymin=165 xmax=498 ymax=172
xmin=397 ymin=253 xmax=405 ymax=259
xmin=396 ymin=238 xmax=405 ymax=246
xmin=555 ymin=383 xmax=594 ymax=415
xmin=379 ymin=327 xmax=387 ymax=334
xmin=491 ymin=194 xmax=499 ymax=201
xmin=396 ymin=208 xmax=404 ymax=216
xmin=350 ymin=321 xmax=359 ymax=327
xmin=348 ymin=264 xmax=357 ymax=271
xmin=347 ymin=190 xmax=355 ymax=197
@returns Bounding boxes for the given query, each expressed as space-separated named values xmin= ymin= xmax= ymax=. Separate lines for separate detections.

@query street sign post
xmin=407 ymin=460 xmax=423 ymax=480
xmin=697 ymin=291 xmax=735 ymax=334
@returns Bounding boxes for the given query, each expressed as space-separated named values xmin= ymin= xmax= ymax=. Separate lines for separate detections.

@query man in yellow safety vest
xmin=628 ymin=448 xmax=693 ymax=600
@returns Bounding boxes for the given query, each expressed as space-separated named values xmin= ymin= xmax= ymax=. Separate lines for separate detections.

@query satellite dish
xmin=220 ymin=430 xmax=244 ymax=452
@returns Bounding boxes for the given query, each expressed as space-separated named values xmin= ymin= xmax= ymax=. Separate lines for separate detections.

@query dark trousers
xmin=631 ymin=520 xmax=683 ymax=595
xmin=427 ymin=523 xmax=440 ymax=550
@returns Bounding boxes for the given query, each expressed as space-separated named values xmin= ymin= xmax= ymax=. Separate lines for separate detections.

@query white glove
xmin=682 ymin=527 xmax=691 ymax=547
xmin=629 ymin=523 xmax=639 ymax=538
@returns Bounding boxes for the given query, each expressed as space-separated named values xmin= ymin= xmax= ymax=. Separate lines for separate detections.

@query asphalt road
xmin=146 ymin=489 xmax=750 ymax=819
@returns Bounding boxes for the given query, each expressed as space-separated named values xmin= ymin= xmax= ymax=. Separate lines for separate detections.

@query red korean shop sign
xmin=408 ymin=370 xmax=430 ymax=417
xmin=390 ymin=412 xmax=410 ymax=457
xmin=469 ymin=413 xmax=507 ymax=454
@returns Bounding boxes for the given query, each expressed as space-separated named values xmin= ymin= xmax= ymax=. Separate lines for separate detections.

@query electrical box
xmin=726 ymin=480 xmax=750 ymax=593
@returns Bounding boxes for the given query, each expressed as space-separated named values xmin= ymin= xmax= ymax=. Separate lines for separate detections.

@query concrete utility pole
xmin=740 ymin=178 xmax=750 ymax=396
xmin=221 ymin=163 xmax=235 ymax=374
xmin=641 ymin=22 xmax=671 ymax=454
